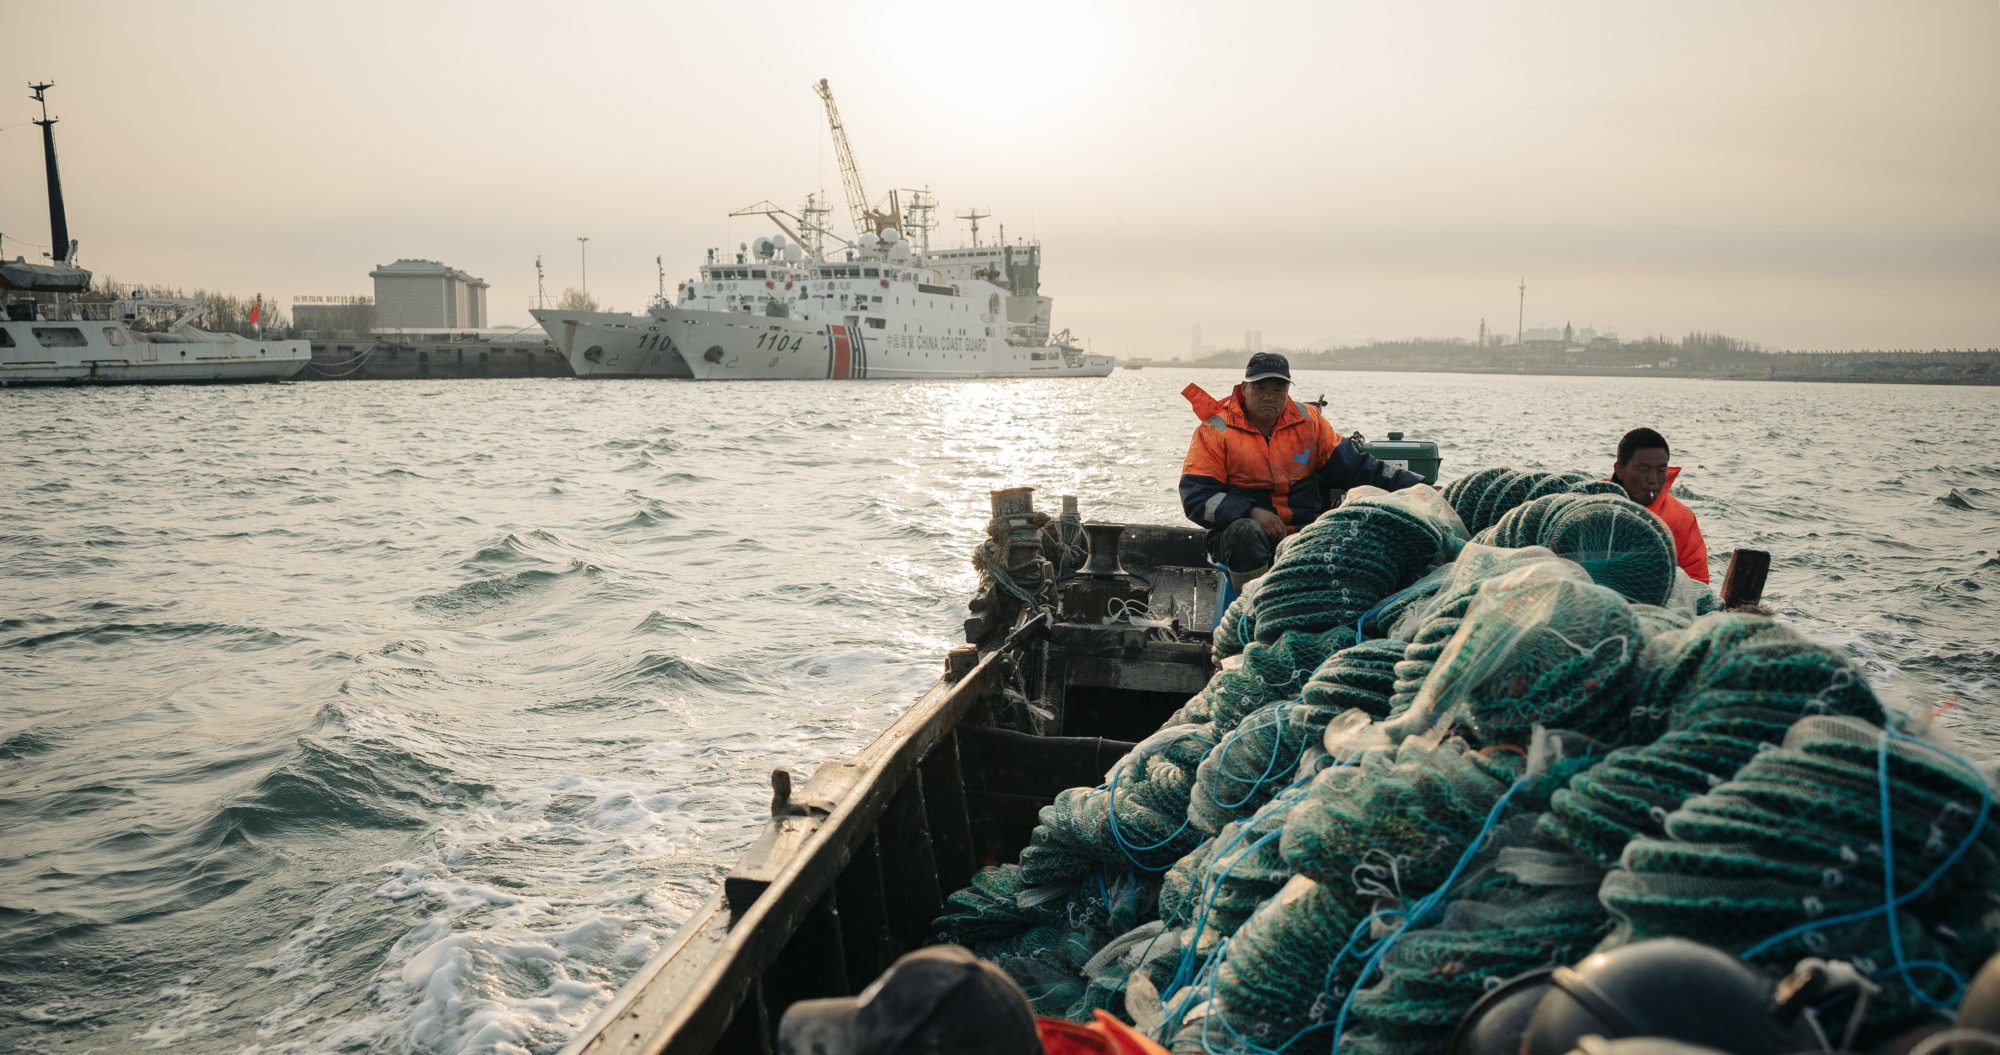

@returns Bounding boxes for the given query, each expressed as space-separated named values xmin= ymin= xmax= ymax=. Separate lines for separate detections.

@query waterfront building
xmin=369 ymin=259 xmax=488 ymax=330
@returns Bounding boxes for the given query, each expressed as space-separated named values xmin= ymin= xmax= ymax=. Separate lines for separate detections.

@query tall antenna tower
xmin=957 ymin=208 xmax=990 ymax=247
xmin=800 ymin=192 xmax=832 ymax=259
xmin=899 ymin=187 xmax=937 ymax=254
xmin=1516 ymin=277 xmax=1526 ymax=347
xmin=30 ymin=82 xmax=74 ymax=266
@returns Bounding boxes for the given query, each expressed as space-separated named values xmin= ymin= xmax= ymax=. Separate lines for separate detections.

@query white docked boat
xmin=1 ymin=83 xmax=307 ymax=387
xmin=0 ymin=284 xmax=309 ymax=386
xmin=532 ymin=79 xmax=1112 ymax=381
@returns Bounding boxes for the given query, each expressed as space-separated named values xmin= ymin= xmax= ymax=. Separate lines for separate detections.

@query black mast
xmin=30 ymin=83 xmax=71 ymax=265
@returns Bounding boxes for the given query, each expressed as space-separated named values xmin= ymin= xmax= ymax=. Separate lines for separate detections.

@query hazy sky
xmin=6 ymin=1 xmax=1995 ymax=352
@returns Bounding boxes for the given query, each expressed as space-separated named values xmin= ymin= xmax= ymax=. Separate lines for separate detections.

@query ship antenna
xmin=956 ymin=208 xmax=989 ymax=248
xmin=657 ymin=255 xmax=665 ymax=299
xmin=30 ymin=82 xmax=74 ymax=265
xmin=535 ymin=255 xmax=546 ymax=309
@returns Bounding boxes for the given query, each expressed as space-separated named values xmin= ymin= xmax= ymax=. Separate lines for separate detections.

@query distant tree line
xmin=79 ymin=276 xmax=288 ymax=335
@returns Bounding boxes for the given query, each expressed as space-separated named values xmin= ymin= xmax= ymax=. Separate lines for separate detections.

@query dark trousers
xmin=1207 ymin=518 xmax=1275 ymax=573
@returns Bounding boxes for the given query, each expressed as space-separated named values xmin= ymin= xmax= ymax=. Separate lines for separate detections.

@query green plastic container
xmin=1358 ymin=430 xmax=1442 ymax=484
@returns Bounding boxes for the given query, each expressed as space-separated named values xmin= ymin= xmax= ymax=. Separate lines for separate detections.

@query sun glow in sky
xmin=5 ymin=0 xmax=1995 ymax=351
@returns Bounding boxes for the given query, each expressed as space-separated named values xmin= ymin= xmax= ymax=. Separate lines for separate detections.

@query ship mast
xmin=956 ymin=208 xmax=989 ymax=248
xmin=813 ymin=79 xmax=901 ymax=240
xmin=897 ymin=187 xmax=936 ymax=255
xmin=30 ymin=82 xmax=74 ymax=265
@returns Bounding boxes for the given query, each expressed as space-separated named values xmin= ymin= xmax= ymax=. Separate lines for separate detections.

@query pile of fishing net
xmin=1539 ymin=612 xmax=1888 ymax=867
xmin=1149 ymin=563 xmax=1643 ymax=1054
xmin=933 ymin=862 xmax=1160 ymax=1015
xmin=1248 ymin=494 xmax=1460 ymax=643
xmin=936 ymin=469 xmax=1996 ymax=1050
xmin=1441 ymin=466 xmax=1626 ymax=536
xmin=1603 ymin=714 xmax=2000 ymax=1027
xmin=936 ymin=488 xmax=1467 ymax=1012
xmin=1477 ymin=492 xmax=1679 ymax=606
xmin=1176 ymin=603 xmax=1912 ymax=1055
xmin=1186 ymin=637 xmax=1414 ymax=835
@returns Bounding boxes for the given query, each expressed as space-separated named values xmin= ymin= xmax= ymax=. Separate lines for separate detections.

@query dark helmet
xmin=1451 ymin=967 xmax=1557 ymax=1055
xmin=1520 ymin=939 xmax=1818 ymax=1055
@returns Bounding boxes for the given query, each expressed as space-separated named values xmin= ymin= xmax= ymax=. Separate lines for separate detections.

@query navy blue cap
xmin=777 ymin=945 xmax=1040 ymax=1055
xmin=1245 ymin=352 xmax=1291 ymax=382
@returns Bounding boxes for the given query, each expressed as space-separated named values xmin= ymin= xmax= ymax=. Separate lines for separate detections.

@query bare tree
xmin=555 ymin=287 xmax=602 ymax=312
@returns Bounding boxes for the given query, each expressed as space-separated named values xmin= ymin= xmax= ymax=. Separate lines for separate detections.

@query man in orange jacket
xmin=1180 ymin=352 xmax=1425 ymax=587
xmin=1611 ymin=427 xmax=1711 ymax=583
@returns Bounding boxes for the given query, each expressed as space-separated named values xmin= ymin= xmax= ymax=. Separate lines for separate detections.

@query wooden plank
xmin=919 ymin=731 xmax=978 ymax=895
xmin=1722 ymin=548 xmax=1772 ymax=610
xmin=1063 ymin=655 xmax=1213 ymax=695
xmin=878 ymin=775 xmax=944 ymax=948
xmin=957 ymin=726 xmax=1136 ymax=800
xmin=759 ymin=889 xmax=849 ymax=1036
xmin=832 ymin=834 xmax=894 ymax=988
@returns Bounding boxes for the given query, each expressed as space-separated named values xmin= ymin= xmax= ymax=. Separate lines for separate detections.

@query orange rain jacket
xmin=1038 ymin=1011 xmax=1171 ymax=1055
xmin=1642 ymin=466 xmax=1710 ymax=583
xmin=1179 ymin=383 xmax=1422 ymax=536
xmin=1605 ymin=466 xmax=1709 ymax=583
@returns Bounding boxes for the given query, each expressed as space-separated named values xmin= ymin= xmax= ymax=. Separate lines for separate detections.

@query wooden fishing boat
xmin=559 ymin=484 xmax=1772 ymax=1055
xmin=562 ymin=496 xmax=1227 ymax=1055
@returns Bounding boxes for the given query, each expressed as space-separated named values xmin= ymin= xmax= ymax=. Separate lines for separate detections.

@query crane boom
xmin=812 ymin=79 xmax=900 ymax=240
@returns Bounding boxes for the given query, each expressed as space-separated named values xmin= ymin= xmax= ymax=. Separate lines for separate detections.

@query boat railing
xmin=560 ymin=614 xmax=1054 ymax=1055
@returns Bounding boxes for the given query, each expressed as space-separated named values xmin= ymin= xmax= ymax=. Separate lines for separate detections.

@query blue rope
xmin=1328 ymin=776 xmax=1536 ymax=1051
xmin=1738 ymin=725 xmax=1991 ymax=1013
xmin=1105 ymin=751 xmax=1195 ymax=872
xmin=1204 ymin=702 xmax=1302 ymax=811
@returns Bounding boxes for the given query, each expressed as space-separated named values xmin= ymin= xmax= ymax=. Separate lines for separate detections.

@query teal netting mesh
xmin=933 ymin=472 xmax=1993 ymax=1052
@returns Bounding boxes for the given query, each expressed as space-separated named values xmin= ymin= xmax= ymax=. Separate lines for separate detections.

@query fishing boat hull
xmin=0 ymin=321 xmax=308 ymax=385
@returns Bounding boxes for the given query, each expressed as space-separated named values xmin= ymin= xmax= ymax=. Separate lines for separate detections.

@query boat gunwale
xmin=561 ymin=616 xmax=1050 ymax=1055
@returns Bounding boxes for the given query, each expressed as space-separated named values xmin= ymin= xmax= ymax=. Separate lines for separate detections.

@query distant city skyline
xmin=4 ymin=0 xmax=1995 ymax=352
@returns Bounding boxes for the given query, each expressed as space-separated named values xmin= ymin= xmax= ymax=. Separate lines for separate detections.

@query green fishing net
xmin=1600 ymin=715 xmax=2000 ymax=1027
xmin=939 ymin=470 xmax=1985 ymax=1051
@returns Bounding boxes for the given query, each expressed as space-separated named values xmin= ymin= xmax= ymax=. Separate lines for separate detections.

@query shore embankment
xmin=301 ymin=336 xmax=571 ymax=380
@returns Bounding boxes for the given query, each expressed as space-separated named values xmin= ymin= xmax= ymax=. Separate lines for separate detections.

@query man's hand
xmin=1250 ymin=507 xmax=1285 ymax=539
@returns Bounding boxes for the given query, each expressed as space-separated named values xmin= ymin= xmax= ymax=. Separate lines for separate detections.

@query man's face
xmin=1614 ymin=447 xmax=1670 ymax=505
xmin=1243 ymin=379 xmax=1291 ymax=431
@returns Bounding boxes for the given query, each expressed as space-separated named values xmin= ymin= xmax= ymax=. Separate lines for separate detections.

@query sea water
xmin=3 ymin=372 xmax=1995 ymax=1053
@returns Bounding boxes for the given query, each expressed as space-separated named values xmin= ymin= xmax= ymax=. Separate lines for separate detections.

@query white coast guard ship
xmin=532 ymin=225 xmax=1111 ymax=381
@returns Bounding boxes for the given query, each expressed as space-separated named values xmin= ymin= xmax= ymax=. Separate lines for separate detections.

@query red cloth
xmin=1038 ymin=1011 xmax=1170 ymax=1055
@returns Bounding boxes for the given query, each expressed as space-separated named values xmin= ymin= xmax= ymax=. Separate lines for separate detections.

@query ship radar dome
xmin=753 ymin=237 xmax=775 ymax=259
xmin=879 ymin=227 xmax=900 ymax=244
xmin=858 ymin=233 xmax=880 ymax=249
xmin=783 ymin=245 xmax=804 ymax=263
xmin=772 ymin=234 xmax=788 ymax=248
xmin=890 ymin=242 xmax=913 ymax=262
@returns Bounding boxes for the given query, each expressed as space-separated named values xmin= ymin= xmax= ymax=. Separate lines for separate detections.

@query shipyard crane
xmin=813 ymin=78 xmax=902 ymax=241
